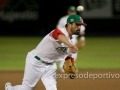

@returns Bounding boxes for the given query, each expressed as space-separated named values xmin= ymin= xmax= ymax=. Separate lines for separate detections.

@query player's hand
xmin=68 ymin=44 xmax=78 ymax=53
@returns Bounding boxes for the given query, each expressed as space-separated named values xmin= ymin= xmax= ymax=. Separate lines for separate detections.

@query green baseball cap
xmin=67 ymin=14 xmax=87 ymax=26
xmin=67 ymin=6 xmax=76 ymax=11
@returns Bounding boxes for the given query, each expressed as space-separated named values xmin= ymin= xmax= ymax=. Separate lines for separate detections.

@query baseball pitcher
xmin=5 ymin=14 xmax=87 ymax=90
xmin=56 ymin=6 xmax=86 ymax=72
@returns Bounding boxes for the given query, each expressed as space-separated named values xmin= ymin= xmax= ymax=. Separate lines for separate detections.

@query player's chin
xmin=74 ymin=31 xmax=80 ymax=35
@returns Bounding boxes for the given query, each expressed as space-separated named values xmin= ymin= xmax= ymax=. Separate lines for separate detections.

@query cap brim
xmin=75 ymin=22 xmax=87 ymax=26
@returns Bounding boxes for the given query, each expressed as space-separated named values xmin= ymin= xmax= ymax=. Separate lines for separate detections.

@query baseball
xmin=77 ymin=6 xmax=84 ymax=12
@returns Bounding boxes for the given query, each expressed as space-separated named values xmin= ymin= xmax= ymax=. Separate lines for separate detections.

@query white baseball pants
xmin=9 ymin=51 xmax=57 ymax=90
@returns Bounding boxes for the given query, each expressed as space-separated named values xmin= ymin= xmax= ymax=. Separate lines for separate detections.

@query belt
xmin=34 ymin=55 xmax=53 ymax=65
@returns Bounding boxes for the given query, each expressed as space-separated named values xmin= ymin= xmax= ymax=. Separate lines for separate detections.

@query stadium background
xmin=0 ymin=0 xmax=120 ymax=90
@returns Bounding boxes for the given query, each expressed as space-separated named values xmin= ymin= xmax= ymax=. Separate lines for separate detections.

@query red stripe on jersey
xmin=52 ymin=28 xmax=65 ymax=40
xmin=71 ymin=58 xmax=75 ymax=62
xmin=70 ymin=35 xmax=72 ymax=39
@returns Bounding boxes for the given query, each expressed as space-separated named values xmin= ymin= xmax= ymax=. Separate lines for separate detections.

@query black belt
xmin=34 ymin=55 xmax=53 ymax=65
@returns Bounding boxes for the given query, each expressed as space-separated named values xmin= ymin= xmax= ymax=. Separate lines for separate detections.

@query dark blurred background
xmin=0 ymin=0 xmax=120 ymax=37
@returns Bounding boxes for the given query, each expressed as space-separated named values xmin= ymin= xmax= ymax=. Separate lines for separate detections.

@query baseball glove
xmin=63 ymin=58 xmax=78 ymax=79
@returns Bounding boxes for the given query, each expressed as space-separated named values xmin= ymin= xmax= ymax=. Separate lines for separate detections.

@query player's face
xmin=70 ymin=23 xmax=81 ymax=35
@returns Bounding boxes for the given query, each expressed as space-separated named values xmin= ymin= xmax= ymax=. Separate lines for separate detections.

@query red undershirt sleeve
xmin=65 ymin=56 xmax=75 ymax=62
xmin=52 ymin=28 xmax=65 ymax=40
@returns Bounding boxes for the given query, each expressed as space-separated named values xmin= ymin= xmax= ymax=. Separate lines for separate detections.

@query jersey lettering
xmin=56 ymin=47 xmax=68 ymax=53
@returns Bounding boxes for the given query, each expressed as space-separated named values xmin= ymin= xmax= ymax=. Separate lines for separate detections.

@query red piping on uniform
xmin=70 ymin=35 xmax=72 ymax=39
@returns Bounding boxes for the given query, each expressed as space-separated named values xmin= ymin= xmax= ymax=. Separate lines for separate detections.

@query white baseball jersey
xmin=33 ymin=28 xmax=73 ymax=63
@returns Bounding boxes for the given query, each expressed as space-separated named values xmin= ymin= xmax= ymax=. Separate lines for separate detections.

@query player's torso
xmin=32 ymin=28 xmax=72 ymax=62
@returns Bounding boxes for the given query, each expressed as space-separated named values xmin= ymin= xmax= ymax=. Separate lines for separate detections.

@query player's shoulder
xmin=57 ymin=27 xmax=64 ymax=32
xmin=57 ymin=28 xmax=66 ymax=34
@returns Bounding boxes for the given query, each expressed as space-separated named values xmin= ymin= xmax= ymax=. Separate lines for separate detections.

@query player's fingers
xmin=70 ymin=49 xmax=77 ymax=53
